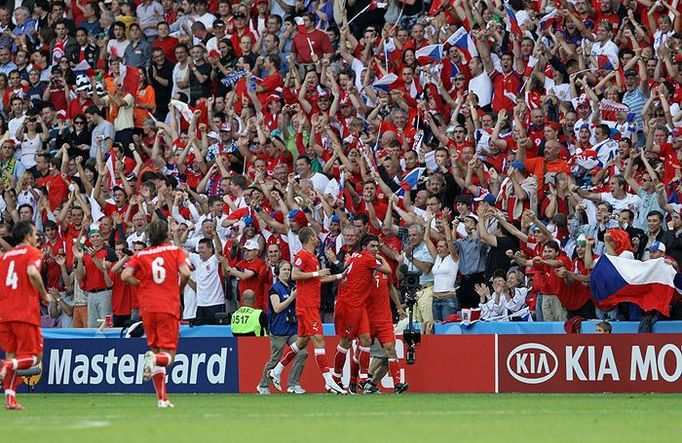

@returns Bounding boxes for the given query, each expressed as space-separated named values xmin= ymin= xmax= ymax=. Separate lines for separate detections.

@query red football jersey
xmin=125 ymin=244 xmax=189 ymax=318
xmin=366 ymin=271 xmax=392 ymax=325
xmin=338 ymin=251 xmax=381 ymax=308
xmin=293 ymin=248 xmax=321 ymax=309
xmin=0 ymin=245 xmax=44 ymax=326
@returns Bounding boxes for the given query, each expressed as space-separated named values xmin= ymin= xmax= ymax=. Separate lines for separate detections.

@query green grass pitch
xmin=3 ymin=393 xmax=682 ymax=442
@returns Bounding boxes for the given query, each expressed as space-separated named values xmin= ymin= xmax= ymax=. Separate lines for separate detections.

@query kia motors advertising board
xmin=32 ymin=338 xmax=239 ymax=393
xmin=498 ymin=334 xmax=682 ymax=393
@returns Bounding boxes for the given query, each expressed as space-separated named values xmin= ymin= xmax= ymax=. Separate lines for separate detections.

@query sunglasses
xmin=74 ymin=121 xmax=85 ymax=125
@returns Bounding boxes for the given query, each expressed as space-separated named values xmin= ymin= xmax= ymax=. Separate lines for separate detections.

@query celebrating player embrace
xmin=122 ymin=220 xmax=191 ymax=408
xmin=0 ymin=222 xmax=52 ymax=410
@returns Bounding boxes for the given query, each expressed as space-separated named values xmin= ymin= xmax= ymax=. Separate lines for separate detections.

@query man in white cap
xmin=222 ymin=237 xmax=269 ymax=310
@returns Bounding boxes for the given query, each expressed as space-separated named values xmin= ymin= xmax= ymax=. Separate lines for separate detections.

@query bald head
xmin=242 ymin=289 xmax=256 ymax=307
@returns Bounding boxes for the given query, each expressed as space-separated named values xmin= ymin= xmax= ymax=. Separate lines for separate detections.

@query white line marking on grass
xmin=66 ymin=420 xmax=111 ymax=429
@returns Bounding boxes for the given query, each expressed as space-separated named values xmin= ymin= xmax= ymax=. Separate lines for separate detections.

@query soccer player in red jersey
xmin=121 ymin=220 xmax=191 ymax=408
xmin=348 ymin=271 xmax=408 ymax=394
xmin=331 ymin=234 xmax=392 ymax=394
xmin=268 ymin=227 xmax=346 ymax=394
xmin=0 ymin=222 xmax=52 ymax=410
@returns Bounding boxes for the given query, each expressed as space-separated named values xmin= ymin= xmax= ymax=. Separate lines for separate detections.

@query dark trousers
xmin=194 ymin=304 xmax=226 ymax=325
xmin=459 ymin=272 xmax=486 ymax=309
xmin=567 ymin=299 xmax=596 ymax=320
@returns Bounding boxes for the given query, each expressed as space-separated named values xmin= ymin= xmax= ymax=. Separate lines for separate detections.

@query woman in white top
xmin=16 ymin=114 xmax=49 ymax=170
xmin=475 ymin=269 xmax=529 ymax=321
xmin=424 ymin=214 xmax=460 ymax=322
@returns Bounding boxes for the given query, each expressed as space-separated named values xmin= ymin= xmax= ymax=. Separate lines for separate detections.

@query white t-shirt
xmin=432 ymin=254 xmax=459 ymax=293
xmin=468 ymin=72 xmax=493 ymax=107
xmin=600 ymin=192 xmax=642 ymax=214
xmin=309 ymin=172 xmax=330 ymax=195
xmin=107 ymin=39 xmax=130 ymax=58
xmin=188 ymin=253 xmax=225 ymax=306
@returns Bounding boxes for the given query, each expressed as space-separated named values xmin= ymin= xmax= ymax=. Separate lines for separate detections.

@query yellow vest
xmin=231 ymin=306 xmax=264 ymax=336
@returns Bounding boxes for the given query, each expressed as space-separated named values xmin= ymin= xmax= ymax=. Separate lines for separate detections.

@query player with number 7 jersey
xmin=122 ymin=220 xmax=191 ymax=408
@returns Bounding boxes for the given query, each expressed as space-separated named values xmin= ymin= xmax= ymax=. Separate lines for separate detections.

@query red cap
xmin=208 ymin=50 xmax=220 ymax=59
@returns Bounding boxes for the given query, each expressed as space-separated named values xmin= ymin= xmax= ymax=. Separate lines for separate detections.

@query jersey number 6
xmin=152 ymin=257 xmax=166 ymax=284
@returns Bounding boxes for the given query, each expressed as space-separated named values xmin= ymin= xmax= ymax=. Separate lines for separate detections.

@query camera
xmin=399 ymin=264 xmax=422 ymax=365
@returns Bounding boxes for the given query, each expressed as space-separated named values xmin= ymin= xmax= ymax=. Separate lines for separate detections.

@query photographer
xmin=399 ymin=224 xmax=434 ymax=329
xmin=258 ymin=261 xmax=307 ymax=395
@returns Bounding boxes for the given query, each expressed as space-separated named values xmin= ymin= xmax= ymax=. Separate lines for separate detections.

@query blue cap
xmin=331 ymin=214 xmax=340 ymax=223
xmin=647 ymin=241 xmax=666 ymax=253
xmin=474 ymin=193 xmax=496 ymax=205
xmin=509 ymin=160 xmax=526 ymax=172
xmin=243 ymin=215 xmax=254 ymax=226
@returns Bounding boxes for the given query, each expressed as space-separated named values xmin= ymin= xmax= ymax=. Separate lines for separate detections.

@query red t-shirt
xmin=82 ymin=248 xmax=116 ymax=291
xmin=338 ymin=250 xmax=381 ymax=307
xmin=366 ymin=271 xmax=392 ymax=326
xmin=152 ymin=36 xmax=179 ymax=64
xmin=293 ymin=248 xmax=321 ymax=309
xmin=235 ymin=257 xmax=268 ymax=311
xmin=37 ymin=173 xmax=69 ymax=211
xmin=110 ymin=270 xmax=132 ymax=316
xmin=291 ymin=29 xmax=333 ymax=63
xmin=43 ymin=237 xmax=67 ymax=291
xmin=0 ymin=245 xmax=43 ymax=326
xmin=125 ymin=244 xmax=189 ymax=318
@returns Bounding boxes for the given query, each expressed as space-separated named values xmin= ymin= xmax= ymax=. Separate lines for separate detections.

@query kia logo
xmin=506 ymin=343 xmax=558 ymax=384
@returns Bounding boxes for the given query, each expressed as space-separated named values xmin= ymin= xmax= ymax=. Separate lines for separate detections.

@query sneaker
xmin=394 ymin=382 xmax=409 ymax=394
xmin=157 ymin=400 xmax=174 ymax=408
xmin=143 ymin=351 xmax=155 ymax=381
xmin=257 ymin=386 xmax=271 ymax=395
xmin=360 ymin=379 xmax=379 ymax=394
xmin=348 ymin=383 xmax=357 ymax=395
xmin=268 ymin=369 xmax=282 ymax=391
xmin=5 ymin=396 xmax=26 ymax=410
xmin=324 ymin=379 xmax=347 ymax=395
xmin=286 ymin=385 xmax=306 ymax=394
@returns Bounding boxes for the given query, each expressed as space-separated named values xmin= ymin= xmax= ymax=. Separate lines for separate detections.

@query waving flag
xmin=118 ymin=64 xmax=140 ymax=93
xmin=294 ymin=16 xmax=307 ymax=35
xmin=539 ymin=9 xmax=558 ymax=31
xmin=505 ymin=4 xmax=523 ymax=36
xmin=371 ymin=73 xmax=398 ymax=92
xmin=415 ymin=44 xmax=443 ymax=63
xmin=384 ymin=37 xmax=397 ymax=59
xmin=170 ymin=99 xmax=194 ymax=123
xmin=445 ymin=26 xmax=478 ymax=59
xmin=589 ymin=255 xmax=676 ymax=316
xmin=399 ymin=167 xmax=426 ymax=195
xmin=448 ymin=60 xmax=460 ymax=78
xmin=597 ymin=54 xmax=614 ymax=70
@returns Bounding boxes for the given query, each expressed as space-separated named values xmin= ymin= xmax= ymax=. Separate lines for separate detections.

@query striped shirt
xmin=622 ymin=88 xmax=648 ymax=131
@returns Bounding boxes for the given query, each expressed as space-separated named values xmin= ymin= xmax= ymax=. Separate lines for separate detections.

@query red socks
xmin=8 ymin=356 xmax=37 ymax=370
xmin=279 ymin=343 xmax=299 ymax=367
xmin=314 ymin=348 xmax=330 ymax=374
xmin=152 ymin=367 xmax=167 ymax=401
xmin=332 ymin=345 xmax=348 ymax=378
xmin=155 ymin=353 xmax=171 ymax=367
xmin=389 ymin=358 xmax=401 ymax=385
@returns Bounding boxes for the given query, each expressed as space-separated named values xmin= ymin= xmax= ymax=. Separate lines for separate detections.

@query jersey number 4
xmin=152 ymin=257 xmax=166 ymax=284
xmin=5 ymin=260 xmax=18 ymax=289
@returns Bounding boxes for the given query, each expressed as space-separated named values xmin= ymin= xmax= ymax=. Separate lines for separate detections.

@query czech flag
xmin=399 ymin=167 xmax=426 ymax=195
xmin=118 ymin=64 xmax=140 ymax=93
xmin=539 ymin=9 xmax=558 ymax=31
xmin=371 ymin=73 xmax=398 ymax=92
xmin=505 ymin=4 xmax=523 ymax=36
xmin=445 ymin=26 xmax=478 ymax=59
xmin=415 ymin=44 xmax=443 ymax=63
xmin=597 ymin=54 xmax=614 ymax=70
xmin=589 ymin=254 xmax=676 ymax=316
xmin=295 ymin=16 xmax=307 ymax=35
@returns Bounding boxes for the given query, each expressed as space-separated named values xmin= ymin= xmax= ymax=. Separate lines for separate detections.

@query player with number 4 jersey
xmin=0 ymin=222 xmax=52 ymax=410
xmin=122 ymin=220 xmax=191 ymax=408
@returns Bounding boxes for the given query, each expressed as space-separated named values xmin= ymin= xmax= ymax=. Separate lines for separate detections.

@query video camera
xmin=399 ymin=264 xmax=422 ymax=365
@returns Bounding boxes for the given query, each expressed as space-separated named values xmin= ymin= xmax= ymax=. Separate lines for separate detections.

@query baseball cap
xmin=647 ymin=241 xmax=666 ymax=253
xmin=213 ymin=19 xmax=226 ymax=28
xmin=474 ymin=192 xmax=496 ymax=205
xmin=207 ymin=131 xmax=220 ymax=140
xmin=244 ymin=238 xmax=260 ymax=250
xmin=624 ymin=69 xmax=638 ymax=77
xmin=509 ymin=160 xmax=526 ymax=172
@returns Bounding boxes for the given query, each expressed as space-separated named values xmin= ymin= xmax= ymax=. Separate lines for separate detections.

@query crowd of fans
xmin=2 ymin=0 xmax=682 ymax=331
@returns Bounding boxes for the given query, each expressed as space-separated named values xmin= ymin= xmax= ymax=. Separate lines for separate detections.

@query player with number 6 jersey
xmin=0 ymin=222 xmax=52 ymax=410
xmin=122 ymin=220 xmax=191 ymax=408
